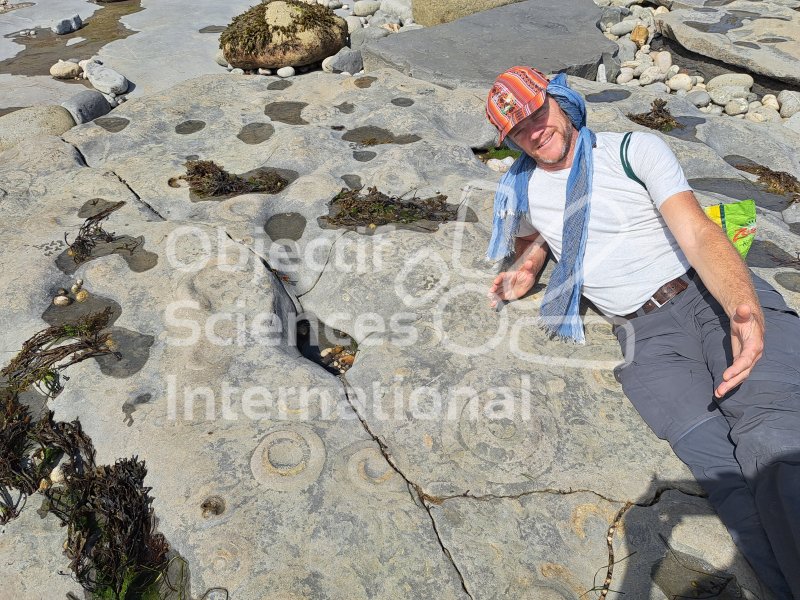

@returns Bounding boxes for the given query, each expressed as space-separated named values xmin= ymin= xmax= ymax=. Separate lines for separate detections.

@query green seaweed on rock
xmin=321 ymin=186 xmax=456 ymax=228
xmin=627 ymin=99 xmax=683 ymax=133
xmin=219 ymin=0 xmax=340 ymax=57
xmin=183 ymin=159 xmax=288 ymax=198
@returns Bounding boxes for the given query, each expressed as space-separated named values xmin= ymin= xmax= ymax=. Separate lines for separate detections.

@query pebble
xmin=642 ymin=82 xmax=669 ymax=94
xmin=609 ymin=20 xmax=639 ymax=36
xmin=667 ymin=73 xmax=692 ymax=92
xmin=706 ymin=105 xmax=724 ymax=116
xmin=258 ymin=68 xmax=272 ymax=75
xmin=630 ymin=24 xmax=649 ymax=47
xmin=75 ymin=290 xmax=89 ymax=302
xmin=686 ymin=89 xmax=711 ymax=107
xmin=353 ymin=0 xmax=380 ymax=16
xmin=487 ymin=158 xmax=510 ymax=173
xmin=761 ymin=94 xmax=780 ymax=111
xmin=277 ymin=66 xmax=295 ymax=78
xmin=84 ymin=61 xmax=129 ymax=95
xmin=50 ymin=59 xmax=82 ymax=79
xmin=654 ymin=51 xmax=672 ymax=74
xmin=61 ymin=89 xmax=112 ymax=124
xmin=745 ymin=106 xmax=781 ymax=123
xmin=777 ymin=90 xmax=800 ymax=119
xmin=638 ymin=66 xmax=665 ymax=86
xmin=654 ymin=5 xmax=669 ymax=14
xmin=706 ymin=73 xmax=753 ymax=92
xmin=617 ymin=38 xmax=637 ymax=63
xmin=230 ymin=68 xmax=244 ymax=75
xmin=616 ymin=67 xmax=634 ymax=84
xmin=665 ymin=64 xmax=679 ymax=79
xmin=709 ymin=86 xmax=749 ymax=107
xmin=724 ymin=98 xmax=749 ymax=116
xmin=632 ymin=58 xmax=653 ymax=78
xmin=53 ymin=295 xmax=71 ymax=306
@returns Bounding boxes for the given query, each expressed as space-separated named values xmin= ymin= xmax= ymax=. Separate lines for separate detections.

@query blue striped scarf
xmin=486 ymin=73 xmax=596 ymax=343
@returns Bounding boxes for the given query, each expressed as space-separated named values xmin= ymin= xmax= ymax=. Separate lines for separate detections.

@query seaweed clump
xmin=735 ymin=163 xmax=800 ymax=204
xmin=66 ymin=201 xmax=127 ymax=264
xmin=627 ymin=99 xmax=683 ymax=133
xmin=320 ymin=186 xmax=457 ymax=229
xmin=219 ymin=0 xmax=340 ymax=58
xmin=0 ymin=312 xmax=185 ymax=599
xmin=183 ymin=160 xmax=288 ymax=198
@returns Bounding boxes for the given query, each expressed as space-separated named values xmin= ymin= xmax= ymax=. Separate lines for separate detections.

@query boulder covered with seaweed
xmin=220 ymin=0 xmax=348 ymax=69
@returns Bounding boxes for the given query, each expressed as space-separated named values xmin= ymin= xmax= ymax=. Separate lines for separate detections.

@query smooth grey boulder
xmin=361 ymin=0 xmax=618 ymax=89
xmin=328 ymin=47 xmax=364 ymax=74
xmin=600 ymin=5 xmax=631 ymax=29
xmin=380 ymin=0 xmax=412 ymax=23
xmin=0 ymin=105 xmax=75 ymax=152
xmin=617 ymin=37 xmax=637 ymax=63
xmin=778 ymin=90 xmax=800 ymax=118
xmin=60 ymin=89 xmax=112 ymax=124
xmin=686 ymin=89 xmax=711 ymax=107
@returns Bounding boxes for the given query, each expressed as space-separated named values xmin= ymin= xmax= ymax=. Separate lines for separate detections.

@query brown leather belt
xmin=623 ymin=269 xmax=694 ymax=320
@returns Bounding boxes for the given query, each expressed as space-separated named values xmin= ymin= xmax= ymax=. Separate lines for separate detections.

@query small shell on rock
xmin=75 ymin=290 xmax=89 ymax=303
xmin=53 ymin=295 xmax=71 ymax=306
xmin=321 ymin=347 xmax=333 ymax=358
xmin=70 ymin=283 xmax=81 ymax=293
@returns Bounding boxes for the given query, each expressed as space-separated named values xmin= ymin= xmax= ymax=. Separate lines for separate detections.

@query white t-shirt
xmin=516 ymin=131 xmax=692 ymax=316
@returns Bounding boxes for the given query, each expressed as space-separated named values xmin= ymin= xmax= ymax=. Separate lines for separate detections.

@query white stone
xmin=706 ymin=104 xmax=723 ymax=116
xmin=654 ymin=5 xmax=669 ymax=14
xmin=632 ymin=57 xmax=653 ymax=78
xmin=638 ymin=66 xmax=665 ymax=86
xmin=322 ymin=56 xmax=335 ymax=73
xmin=604 ymin=32 xmax=619 ymax=41
xmin=694 ymin=76 xmax=704 ymax=84
xmin=277 ymin=66 xmax=296 ymax=78
xmin=761 ymin=94 xmax=780 ymax=111
xmin=706 ymin=73 xmax=753 ymax=93
xmin=596 ymin=64 xmax=607 ymax=83
xmin=653 ymin=51 xmax=672 ymax=74
xmin=258 ymin=68 xmax=272 ymax=75
xmin=486 ymin=158 xmax=510 ymax=173
xmin=748 ymin=100 xmax=761 ymax=110
xmin=667 ymin=73 xmax=692 ymax=92
xmin=616 ymin=67 xmax=634 ymax=84
xmin=724 ymin=98 xmax=749 ymax=116
xmin=665 ymin=65 xmax=679 ymax=79
xmin=777 ymin=90 xmax=800 ymax=118
xmin=694 ymin=82 xmax=706 ymax=90
xmin=84 ymin=62 xmax=129 ymax=95
xmin=345 ymin=15 xmax=362 ymax=33
xmin=230 ymin=68 xmax=244 ymax=75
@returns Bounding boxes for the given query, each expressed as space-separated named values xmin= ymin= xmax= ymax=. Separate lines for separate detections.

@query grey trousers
xmin=613 ymin=270 xmax=800 ymax=599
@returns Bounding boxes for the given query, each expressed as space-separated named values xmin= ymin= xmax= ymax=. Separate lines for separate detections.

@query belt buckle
xmin=649 ymin=296 xmax=663 ymax=310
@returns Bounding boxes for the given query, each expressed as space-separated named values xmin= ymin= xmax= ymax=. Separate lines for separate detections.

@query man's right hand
xmin=487 ymin=256 xmax=538 ymax=308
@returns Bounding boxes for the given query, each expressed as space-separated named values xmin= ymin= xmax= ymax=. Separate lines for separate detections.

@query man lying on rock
xmin=484 ymin=66 xmax=800 ymax=597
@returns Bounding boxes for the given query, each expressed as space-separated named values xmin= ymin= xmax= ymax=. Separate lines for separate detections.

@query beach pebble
xmin=486 ymin=158 xmax=511 ymax=173
xmin=616 ymin=67 xmax=634 ymax=84
xmin=761 ymin=94 xmax=779 ymax=111
xmin=777 ymin=90 xmax=800 ymax=118
xmin=724 ymin=98 xmax=749 ymax=116
xmin=353 ymin=0 xmax=380 ymax=16
xmin=745 ymin=106 xmax=782 ymax=123
xmin=609 ymin=19 xmax=639 ymax=36
xmin=277 ymin=66 xmax=295 ymax=78
xmin=214 ymin=49 xmax=228 ymax=67
xmin=706 ymin=73 xmax=753 ymax=92
xmin=667 ymin=73 xmax=692 ymax=92
xmin=258 ymin=68 xmax=272 ymax=75
xmin=654 ymin=51 xmax=672 ymax=74
xmin=638 ymin=66 xmax=665 ymax=86
xmin=50 ymin=59 xmax=82 ymax=79
xmin=53 ymin=295 xmax=71 ymax=306
xmin=345 ymin=15 xmax=362 ymax=33
xmin=230 ymin=68 xmax=244 ymax=75
xmin=84 ymin=61 xmax=129 ymax=95
xmin=686 ymin=89 xmax=711 ymax=107
xmin=709 ymin=86 xmax=749 ymax=106
xmin=616 ymin=38 xmax=637 ymax=63
xmin=642 ymin=82 xmax=669 ymax=94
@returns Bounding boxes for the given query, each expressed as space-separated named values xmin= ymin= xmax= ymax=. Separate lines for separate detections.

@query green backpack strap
xmin=620 ymin=132 xmax=647 ymax=190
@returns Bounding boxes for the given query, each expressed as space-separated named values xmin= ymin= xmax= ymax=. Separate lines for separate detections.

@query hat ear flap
xmin=504 ymin=137 xmax=523 ymax=152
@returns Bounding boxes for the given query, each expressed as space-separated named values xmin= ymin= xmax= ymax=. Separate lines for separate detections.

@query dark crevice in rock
xmin=338 ymin=381 xmax=475 ymax=600
xmin=295 ymin=230 xmax=348 ymax=298
xmin=60 ymin=137 xmax=88 ymax=168
xmin=109 ymin=170 xmax=167 ymax=221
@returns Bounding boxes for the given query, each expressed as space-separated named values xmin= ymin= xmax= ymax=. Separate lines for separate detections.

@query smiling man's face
xmin=507 ymin=95 xmax=576 ymax=171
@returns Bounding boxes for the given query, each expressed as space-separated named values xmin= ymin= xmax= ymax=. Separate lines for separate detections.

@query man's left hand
xmin=715 ymin=304 xmax=765 ymax=398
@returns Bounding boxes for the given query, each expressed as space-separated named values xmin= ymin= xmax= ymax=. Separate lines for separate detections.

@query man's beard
xmin=534 ymin=124 xmax=574 ymax=166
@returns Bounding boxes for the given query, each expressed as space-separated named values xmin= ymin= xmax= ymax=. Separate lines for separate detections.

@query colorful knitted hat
xmin=486 ymin=66 xmax=549 ymax=143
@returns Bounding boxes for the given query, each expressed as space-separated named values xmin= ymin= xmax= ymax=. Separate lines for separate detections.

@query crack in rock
xmin=339 ymin=380 xmax=475 ymax=600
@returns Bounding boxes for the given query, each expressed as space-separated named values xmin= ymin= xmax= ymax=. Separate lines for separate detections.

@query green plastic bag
xmin=703 ymin=199 xmax=756 ymax=259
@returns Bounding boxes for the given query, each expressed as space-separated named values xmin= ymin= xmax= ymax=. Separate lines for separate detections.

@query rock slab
xmin=412 ymin=0 xmax=522 ymax=26
xmin=362 ymin=0 xmax=618 ymax=89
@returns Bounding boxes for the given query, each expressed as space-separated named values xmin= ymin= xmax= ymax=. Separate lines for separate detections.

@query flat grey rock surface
xmin=0 ymin=69 xmax=798 ymax=599
xmin=362 ymin=0 xmax=618 ymax=89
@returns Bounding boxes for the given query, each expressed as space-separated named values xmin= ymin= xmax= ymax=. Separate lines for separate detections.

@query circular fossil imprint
xmin=250 ymin=425 xmax=326 ymax=491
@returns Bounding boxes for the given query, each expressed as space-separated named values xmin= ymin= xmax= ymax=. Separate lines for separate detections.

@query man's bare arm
xmin=659 ymin=190 xmax=764 ymax=397
xmin=488 ymin=232 xmax=549 ymax=307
